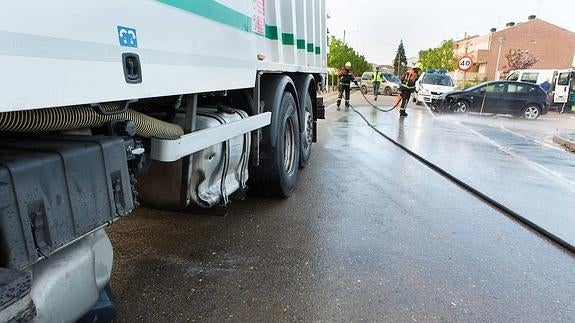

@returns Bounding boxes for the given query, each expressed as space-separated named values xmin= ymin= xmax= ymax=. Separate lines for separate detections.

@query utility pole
xmin=494 ymin=36 xmax=505 ymax=80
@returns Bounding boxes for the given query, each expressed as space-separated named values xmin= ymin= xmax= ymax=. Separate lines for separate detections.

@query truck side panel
xmin=0 ymin=0 xmax=326 ymax=112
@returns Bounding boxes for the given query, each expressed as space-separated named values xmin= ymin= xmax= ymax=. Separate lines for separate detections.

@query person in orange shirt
xmin=393 ymin=62 xmax=422 ymax=117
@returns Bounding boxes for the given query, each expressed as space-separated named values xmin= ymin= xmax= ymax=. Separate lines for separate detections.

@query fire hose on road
xmin=346 ymin=93 xmax=575 ymax=255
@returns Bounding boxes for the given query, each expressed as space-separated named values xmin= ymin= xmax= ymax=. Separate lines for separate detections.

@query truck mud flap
xmin=315 ymin=97 xmax=325 ymax=120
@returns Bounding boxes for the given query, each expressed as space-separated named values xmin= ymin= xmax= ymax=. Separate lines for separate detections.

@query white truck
xmin=0 ymin=1 xmax=326 ymax=322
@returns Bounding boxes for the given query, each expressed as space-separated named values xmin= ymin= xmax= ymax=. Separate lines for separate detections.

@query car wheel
xmin=361 ymin=86 xmax=368 ymax=94
xmin=522 ymin=104 xmax=540 ymax=120
xmin=383 ymin=87 xmax=392 ymax=96
xmin=454 ymin=100 xmax=469 ymax=113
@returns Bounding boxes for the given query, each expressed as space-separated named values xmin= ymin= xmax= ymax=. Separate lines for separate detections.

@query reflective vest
xmin=373 ymin=72 xmax=382 ymax=83
xmin=401 ymin=70 xmax=418 ymax=89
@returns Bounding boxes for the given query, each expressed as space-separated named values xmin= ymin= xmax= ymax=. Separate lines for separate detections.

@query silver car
xmin=360 ymin=71 xmax=400 ymax=96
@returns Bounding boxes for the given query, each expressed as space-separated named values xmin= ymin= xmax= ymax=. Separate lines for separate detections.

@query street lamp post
xmin=494 ymin=36 xmax=505 ymax=80
xmin=343 ymin=29 xmax=358 ymax=44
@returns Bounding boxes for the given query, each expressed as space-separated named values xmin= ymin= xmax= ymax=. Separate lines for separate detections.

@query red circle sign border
xmin=458 ymin=55 xmax=473 ymax=72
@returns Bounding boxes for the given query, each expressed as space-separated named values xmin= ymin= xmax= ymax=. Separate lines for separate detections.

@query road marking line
xmin=460 ymin=123 xmax=575 ymax=193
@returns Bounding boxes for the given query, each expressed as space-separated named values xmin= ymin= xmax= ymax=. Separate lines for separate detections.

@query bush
xmin=456 ymin=78 xmax=485 ymax=89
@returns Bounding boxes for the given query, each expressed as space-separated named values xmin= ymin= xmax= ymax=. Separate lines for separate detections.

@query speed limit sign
xmin=458 ymin=55 xmax=473 ymax=71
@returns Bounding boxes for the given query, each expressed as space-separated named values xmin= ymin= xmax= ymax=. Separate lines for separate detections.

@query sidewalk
xmin=540 ymin=111 xmax=575 ymax=121
xmin=553 ymin=132 xmax=575 ymax=152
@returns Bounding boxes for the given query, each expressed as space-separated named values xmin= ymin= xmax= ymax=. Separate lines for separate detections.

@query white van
xmin=507 ymin=68 xmax=573 ymax=106
xmin=506 ymin=69 xmax=557 ymax=85
xmin=553 ymin=69 xmax=573 ymax=105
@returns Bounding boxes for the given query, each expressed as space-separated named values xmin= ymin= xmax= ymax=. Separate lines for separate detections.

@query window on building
xmin=520 ymin=73 xmax=538 ymax=83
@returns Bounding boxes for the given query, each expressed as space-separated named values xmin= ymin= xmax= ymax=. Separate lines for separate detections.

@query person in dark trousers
xmin=398 ymin=62 xmax=422 ymax=117
xmin=373 ymin=66 xmax=382 ymax=100
xmin=337 ymin=61 xmax=358 ymax=111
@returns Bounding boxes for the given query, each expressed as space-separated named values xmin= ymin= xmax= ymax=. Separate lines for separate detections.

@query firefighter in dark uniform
xmin=337 ymin=61 xmax=358 ymax=111
xmin=398 ymin=62 xmax=422 ymax=117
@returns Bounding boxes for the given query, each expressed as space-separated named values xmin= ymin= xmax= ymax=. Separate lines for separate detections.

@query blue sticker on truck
xmin=117 ymin=26 xmax=138 ymax=48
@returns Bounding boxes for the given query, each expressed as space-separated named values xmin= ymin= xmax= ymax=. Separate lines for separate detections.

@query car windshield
xmin=422 ymin=74 xmax=453 ymax=86
xmin=383 ymin=73 xmax=401 ymax=84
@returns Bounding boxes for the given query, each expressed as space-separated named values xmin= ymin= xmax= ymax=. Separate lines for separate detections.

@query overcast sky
xmin=326 ymin=0 xmax=575 ymax=65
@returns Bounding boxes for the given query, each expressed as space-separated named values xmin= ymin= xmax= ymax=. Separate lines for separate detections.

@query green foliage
xmin=456 ymin=79 xmax=483 ymax=89
xmin=392 ymin=40 xmax=408 ymax=75
xmin=456 ymin=75 xmax=487 ymax=89
xmin=418 ymin=39 xmax=457 ymax=71
xmin=327 ymin=36 xmax=370 ymax=77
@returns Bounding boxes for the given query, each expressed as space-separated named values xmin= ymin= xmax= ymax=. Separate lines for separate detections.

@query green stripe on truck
xmin=307 ymin=43 xmax=314 ymax=53
xmin=157 ymin=0 xmax=252 ymax=32
xmin=282 ymin=33 xmax=294 ymax=45
xmin=157 ymin=0 xmax=320 ymax=54
xmin=265 ymin=25 xmax=279 ymax=40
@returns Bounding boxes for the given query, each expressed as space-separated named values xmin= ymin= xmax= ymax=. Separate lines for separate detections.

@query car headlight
xmin=419 ymin=89 xmax=430 ymax=95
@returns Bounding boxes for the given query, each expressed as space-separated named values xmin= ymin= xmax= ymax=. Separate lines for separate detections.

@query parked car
xmin=435 ymin=80 xmax=549 ymax=120
xmin=360 ymin=71 xmax=400 ymax=95
xmin=351 ymin=76 xmax=361 ymax=88
xmin=414 ymin=70 xmax=455 ymax=105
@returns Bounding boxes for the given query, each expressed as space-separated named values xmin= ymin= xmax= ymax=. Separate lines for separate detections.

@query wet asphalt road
xmin=348 ymin=92 xmax=575 ymax=248
xmin=107 ymin=92 xmax=575 ymax=322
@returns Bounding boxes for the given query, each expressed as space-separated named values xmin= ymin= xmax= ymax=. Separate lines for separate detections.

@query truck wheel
xmin=383 ymin=87 xmax=392 ymax=96
xmin=299 ymin=93 xmax=313 ymax=168
xmin=252 ymin=91 xmax=300 ymax=197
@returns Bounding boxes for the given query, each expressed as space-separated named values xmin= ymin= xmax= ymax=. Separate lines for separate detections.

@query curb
xmin=553 ymin=133 xmax=575 ymax=152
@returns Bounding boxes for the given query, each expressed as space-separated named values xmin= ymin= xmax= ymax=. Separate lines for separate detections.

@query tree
xmin=327 ymin=36 xmax=370 ymax=75
xmin=418 ymin=39 xmax=457 ymax=71
xmin=505 ymin=48 xmax=538 ymax=70
xmin=392 ymin=40 xmax=408 ymax=75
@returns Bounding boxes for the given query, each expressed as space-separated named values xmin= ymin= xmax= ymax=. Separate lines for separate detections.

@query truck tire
xmin=299 ymin=93 xmax=313 ymax=168
xmin=251 ymin=90 xmax=300 ymax=198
